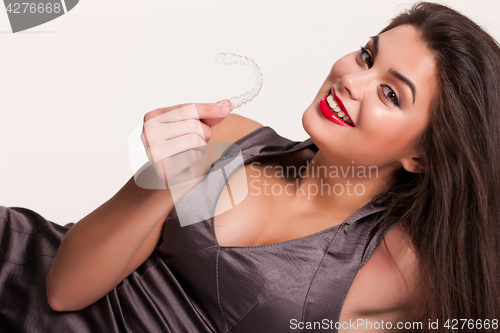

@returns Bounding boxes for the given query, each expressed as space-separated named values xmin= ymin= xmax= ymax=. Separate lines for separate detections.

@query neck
xmin=290 ymin=150 xmax=395 ymax=221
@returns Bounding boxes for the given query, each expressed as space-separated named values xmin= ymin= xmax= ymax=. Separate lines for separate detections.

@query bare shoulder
xmin=210 ymin=114 xmax=264 ymax=143
xmin=339 ymin=223 xmax=422 ymax=327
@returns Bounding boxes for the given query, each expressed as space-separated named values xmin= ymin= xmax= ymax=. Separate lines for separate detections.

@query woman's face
xmin=302 ymin=24 xmax=437 ymax=174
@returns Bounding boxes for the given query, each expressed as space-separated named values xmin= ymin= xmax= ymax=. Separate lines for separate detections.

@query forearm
xmin=46 ymin=176 xmax=173 ymax=311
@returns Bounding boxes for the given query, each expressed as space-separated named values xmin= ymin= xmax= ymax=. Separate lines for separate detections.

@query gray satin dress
xmin=0 ymin=126 xmax=388 ymax=332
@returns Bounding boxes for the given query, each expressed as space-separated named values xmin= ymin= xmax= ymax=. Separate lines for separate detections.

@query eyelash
xmin=358 ymin=47 xmax=401 ymax=107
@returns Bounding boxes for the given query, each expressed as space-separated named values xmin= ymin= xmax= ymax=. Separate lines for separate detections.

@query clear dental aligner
xmin=214 ymin=53 xmax=263 ymax=109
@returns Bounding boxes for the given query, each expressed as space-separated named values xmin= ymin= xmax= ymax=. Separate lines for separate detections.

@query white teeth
xmin=326 ymin=95 xmax=336 ymax=106
xmin=326 ymin=94 xmax=353 ymax=125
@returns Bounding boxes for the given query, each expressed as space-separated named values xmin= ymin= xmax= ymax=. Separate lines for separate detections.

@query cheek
xmin=354 ymin=99 xmax=410 ymax=142
xmin=361 ymin=110 xmax=424 ymax=157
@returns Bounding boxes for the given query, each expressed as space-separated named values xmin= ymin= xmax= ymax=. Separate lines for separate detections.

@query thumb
xmin=200 ymin=99 xmax=233 ymax=127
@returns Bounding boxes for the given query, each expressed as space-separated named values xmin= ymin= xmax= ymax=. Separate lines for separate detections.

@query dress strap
xmin=221 ymin=126 xmax=317 ymax=165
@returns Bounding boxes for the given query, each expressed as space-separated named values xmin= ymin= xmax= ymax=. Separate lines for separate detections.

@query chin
xmin=302 ymin=100 xmax=327 ymax=141
xmin=301 ymin=104 xmax=315 ymax=139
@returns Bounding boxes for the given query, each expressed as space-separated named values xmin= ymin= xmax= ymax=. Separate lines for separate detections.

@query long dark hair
xmin=378 ymin=2 xmax=500 ymax=331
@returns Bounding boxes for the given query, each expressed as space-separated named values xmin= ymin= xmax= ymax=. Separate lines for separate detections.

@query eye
xmin=358 ymin=47 xmax=373 ymax=68
xmin=381 ymin=85 xmax=400 ymax=107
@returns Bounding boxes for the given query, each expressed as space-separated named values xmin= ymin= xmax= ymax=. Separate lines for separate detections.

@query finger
xmin=143 ymin=99 xmax=232 ymax=128
xmin=153 ymin=100 xmax=232 ymax=124
xmin=143 ymin=118 xmax=212 ymax=148
xmin=141 ymin=130 xmax=150 ymax=148
xmin=148 ymin=133 xmax=208 ymax=164
xmin=150 ymin=104 xmax=199 ymax=123
xmin=143 ymin=103 xmax=195 ymax=123
xmin=200 ymin=100 xmax=233 ymax=127
xmin=158 ymin=118 xmax=212 ymax=142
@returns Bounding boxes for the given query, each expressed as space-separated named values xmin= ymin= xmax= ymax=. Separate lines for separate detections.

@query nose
xmin=340 ymin=70 xmax=373 ymax=101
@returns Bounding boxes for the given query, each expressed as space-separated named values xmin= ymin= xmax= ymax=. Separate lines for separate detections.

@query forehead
xmin=377 ymin=24 xmax=437 ymax=104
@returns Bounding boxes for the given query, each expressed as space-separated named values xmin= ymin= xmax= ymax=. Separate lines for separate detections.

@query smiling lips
xmin=319 ymin=88 xmax=354 ymax=127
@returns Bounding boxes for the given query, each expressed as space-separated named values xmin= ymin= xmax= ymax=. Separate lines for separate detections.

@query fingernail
xmin=216 ymin=99 xmax=232 ymax=115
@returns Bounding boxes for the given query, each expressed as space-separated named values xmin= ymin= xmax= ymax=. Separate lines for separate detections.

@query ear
xmin=400 ymin=156 xmax=425 ymax=174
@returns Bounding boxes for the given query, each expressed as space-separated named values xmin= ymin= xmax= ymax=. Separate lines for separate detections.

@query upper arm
xmin=341 ymin=223 xmax=421 ymax=318
xmin=209 ymin=114 xmax=263 ymax=143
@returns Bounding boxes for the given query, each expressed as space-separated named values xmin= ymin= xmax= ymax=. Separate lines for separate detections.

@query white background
xmin=1 ymin=0 xmax=499 ymax=225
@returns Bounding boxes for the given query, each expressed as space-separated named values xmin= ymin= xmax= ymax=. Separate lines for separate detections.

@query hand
xmin=140 ymin=100 xmax=232 ymax=189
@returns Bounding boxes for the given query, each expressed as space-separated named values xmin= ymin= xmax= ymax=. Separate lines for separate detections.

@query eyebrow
xmin=370 ymin=35 xmax=379 ymax=58
xmin=370 ymin=35 xmax=417 ymax=105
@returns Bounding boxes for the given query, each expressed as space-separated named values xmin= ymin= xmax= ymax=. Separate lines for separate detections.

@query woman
xmin=1 ymin=2 xmax=499 ymax=332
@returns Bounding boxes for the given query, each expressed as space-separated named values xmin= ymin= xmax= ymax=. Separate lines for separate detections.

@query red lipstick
xmin=319 ymin=87 xmax=354 ymax=127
